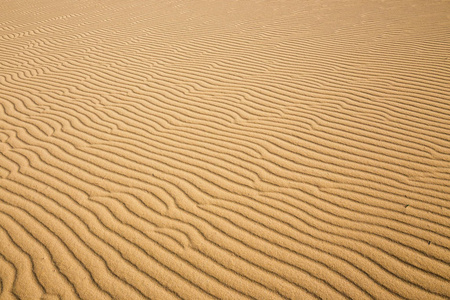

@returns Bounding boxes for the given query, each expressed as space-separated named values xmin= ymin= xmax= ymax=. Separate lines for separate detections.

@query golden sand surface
xmin=0 ymin=0 xmax=449 ymax=299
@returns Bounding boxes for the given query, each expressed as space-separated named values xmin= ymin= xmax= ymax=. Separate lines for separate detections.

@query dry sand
xmin=0 ymin=0 xmax=449 ymax=299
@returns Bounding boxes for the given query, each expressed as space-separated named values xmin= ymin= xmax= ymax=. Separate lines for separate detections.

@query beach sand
xmin=0 ymin=0 xmax=449 ymax=299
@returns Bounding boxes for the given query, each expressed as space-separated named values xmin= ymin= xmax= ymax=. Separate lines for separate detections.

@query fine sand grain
xmin=0 ymin=0 xmax=449 ymax=299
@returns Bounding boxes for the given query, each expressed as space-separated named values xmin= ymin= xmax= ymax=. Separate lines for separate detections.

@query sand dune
xmin=1 ymin=0 xmax=449 ymax=299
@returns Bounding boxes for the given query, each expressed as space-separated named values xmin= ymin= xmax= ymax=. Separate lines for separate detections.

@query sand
xmin=0 ymin=0 xmax=449 ymax=299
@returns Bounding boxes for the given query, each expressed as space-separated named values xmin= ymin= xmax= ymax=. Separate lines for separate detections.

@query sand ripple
xmin=0 ymin=0 xmax=449 ymax=299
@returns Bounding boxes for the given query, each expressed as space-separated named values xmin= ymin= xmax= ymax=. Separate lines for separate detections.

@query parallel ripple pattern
xmin=0 ymin=0 xmax=449 ymax=299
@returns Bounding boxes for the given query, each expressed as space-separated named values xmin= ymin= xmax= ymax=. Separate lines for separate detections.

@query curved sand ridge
xmin=0 ymin=0 xmax=449 ymax=299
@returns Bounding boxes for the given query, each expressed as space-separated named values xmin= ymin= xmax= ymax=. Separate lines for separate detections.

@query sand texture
xmin=1 ymin=0 xmax=449 ymax=299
